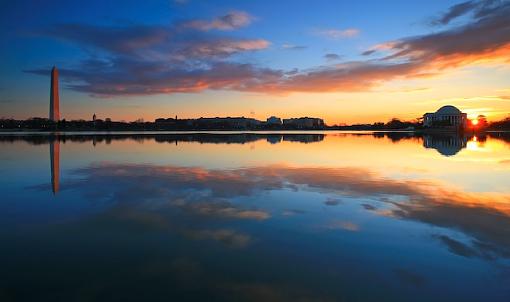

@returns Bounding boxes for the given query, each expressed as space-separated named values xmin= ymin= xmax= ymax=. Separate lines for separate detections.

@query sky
xmin=0 ymin=0 xmax=509 ymax=124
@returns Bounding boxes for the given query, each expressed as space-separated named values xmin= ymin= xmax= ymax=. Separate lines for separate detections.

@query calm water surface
xmin=1 ymin=131 xmax=510 ymax=301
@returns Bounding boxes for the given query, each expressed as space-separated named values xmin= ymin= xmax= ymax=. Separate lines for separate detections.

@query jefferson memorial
xmin=423 ymin=105 xmax=467 ymax=129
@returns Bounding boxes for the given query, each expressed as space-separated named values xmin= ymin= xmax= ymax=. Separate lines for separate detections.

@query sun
xmin=471 ymin=119 xmax=479 ymax=126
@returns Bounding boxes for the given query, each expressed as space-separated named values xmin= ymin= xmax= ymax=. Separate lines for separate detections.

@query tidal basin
xmin=1 ymin=131 xmax=509 ymax=301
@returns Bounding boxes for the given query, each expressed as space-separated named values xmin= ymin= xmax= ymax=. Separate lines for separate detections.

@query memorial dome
xmin=436 ymin=105 xmax=461 ymax=115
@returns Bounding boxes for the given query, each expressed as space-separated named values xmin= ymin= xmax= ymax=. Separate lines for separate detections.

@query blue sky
xmin=1 ymin=0 xmax=509 ymax=123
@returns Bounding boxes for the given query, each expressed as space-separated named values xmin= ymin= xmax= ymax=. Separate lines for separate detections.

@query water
xmin=1 ymin=131 xmax=509 ymax=301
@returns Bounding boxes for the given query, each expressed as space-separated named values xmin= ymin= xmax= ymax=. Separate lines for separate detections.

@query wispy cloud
xmin=326 ymin=220 xmax=360 ymax=231
xmin=184 ymin=229 xmax=251 ymax=248
xmin=377 ymin=87 xmax=430 ymax=93
xmin=174 ymin=200 xmax=270 ymax=220
xmin=418 ymin=95 xmax=510 ymax=118
xmin=323 ymin=53 xmax=342 ymax=61
xmin=361 ymin=42 xmax=399 ymax=56
xmin=281 ymin=43 xmax=307 ymax=50
xmin=314 ymin=28 xmax=360 ymax=39
xmin=430 ymin=0 xmax=501 ymax=26
xmin=324 ymin=197 xmax=341 ymax=206
xmin=182 ymin=11 xmax=254 ymax=31
xmin=38 ymin=22 xmax=268 ymax=59
xmin=433 ymin=234 xmax=482 ymax=258
xmin=431 ymin=0 xmax=479 ymax=25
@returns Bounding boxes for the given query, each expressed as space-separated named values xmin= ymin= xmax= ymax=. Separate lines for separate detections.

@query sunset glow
xmin=1 ymin=1 xmax=510 ymax=124
xmin=2 ymin=2 xmax=510 ymax=300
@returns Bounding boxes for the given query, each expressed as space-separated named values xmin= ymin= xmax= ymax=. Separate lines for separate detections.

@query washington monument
xmin=49 ymin=66 xmax=60 ymax=121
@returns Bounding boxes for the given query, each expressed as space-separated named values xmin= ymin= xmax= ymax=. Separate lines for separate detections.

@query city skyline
xmin=1 ymin=0 xmax=510 ymax=124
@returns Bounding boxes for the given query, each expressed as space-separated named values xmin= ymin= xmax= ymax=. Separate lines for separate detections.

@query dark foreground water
xmin=1 ymin=131 xmax=510 ymax=302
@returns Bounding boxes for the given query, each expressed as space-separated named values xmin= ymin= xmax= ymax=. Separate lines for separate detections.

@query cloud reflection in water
xmin=62 ymin=162 xmax=510 ymax=259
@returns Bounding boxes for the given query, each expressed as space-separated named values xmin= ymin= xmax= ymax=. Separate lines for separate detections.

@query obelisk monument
xmin=50 ymin=66 xmax=60 ymax=121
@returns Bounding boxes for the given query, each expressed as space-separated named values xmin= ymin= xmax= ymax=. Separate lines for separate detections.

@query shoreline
xmin=0 ymin=129 xmax=506 ymax=135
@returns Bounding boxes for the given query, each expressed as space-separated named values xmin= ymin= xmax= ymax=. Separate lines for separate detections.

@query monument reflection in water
xmin=50 ymin=139 xmax=59 ymax=194
xmin=0 ymin=132 xmax=510 ymax=302
xmin=423 ymin=134 xmax=468 ymax=156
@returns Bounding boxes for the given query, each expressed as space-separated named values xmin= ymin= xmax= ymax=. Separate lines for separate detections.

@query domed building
xmin=423 ymin=105 xmax=467 ymax=129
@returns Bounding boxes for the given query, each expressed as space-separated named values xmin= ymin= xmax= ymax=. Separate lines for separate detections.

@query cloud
xmin=362 ymin=204 xmax=376 ymax=210
xmin=430 ymin=0 xmax=502 ymax=26
xmin=27 ymin=1 xmax=510 ymax=96
xmin=175 ymin=200 xmax=270 ymax=220
xmin=82 ymin=204 xmax=254 ymax=249
xmin=324 ymin=197 xmax=341 ymax=206
xmin=26 ymin=15 xmax=277 ymax=96
xmin=38 ymin=23 xmax=268 ymax=59
xmin=282 ymin=209 xmax=306 ymax=216
xmin=294 ymin=0 xmax=510 ymax=93
xmin=263 ymin=61 xmax=424 ymax=93
xmin=281 ymin=43 xmax=307 ymax=50
xmin=361 ymin=42 xmax=399 ymax=56
xmin=54 ymin=161 xmax=510 ymax=259
xmin=27 ymin=61 xmax=281 ymax=96
xmin=175 ymin=39 xmax=270 ymax=58
xmin=184 ymin=229 xmax=251 ymax=248
xmin=42 ymin=23 xmax=168 ymax=55
xmin=323 ymin=53 xmax=342 ymax=61
xmin=397 ymin=87 xmax=430 ymax=93
xmin=182 ymin=11 xmax=254 ymax=31
xmin=326 ymin=220 xmax=360 ymax=231
xmin=314 ymin=28 xmax=360 ymax=39
xmin=431 ymin=0 xmax=480 ymax=25
xmin=381 ymin=6 xmax=510 ymax=69
xmin=434 ymin=234 xmax=479 ymax=258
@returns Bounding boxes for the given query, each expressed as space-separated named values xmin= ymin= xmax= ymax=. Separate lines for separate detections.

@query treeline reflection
xmin=0 ymin=133 xmax=325 ymax=145
xmin=1 ymin=131 xmax=509 ymax=156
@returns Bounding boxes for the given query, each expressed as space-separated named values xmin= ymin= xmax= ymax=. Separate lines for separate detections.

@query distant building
xmin=266 ymin=116 xmax=282 ymax=125
xmin=49 ymin=66 xmax=60 ymax=121
xmin=423 ymin=105 xmax=467 ymax=129
xmin=93 ymin=113 xmax=97 ymax=122
xmin=195 ymin=117 xmax=261 ymax=129
xmin=282 ymin=117 xmax=324 ymax=129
